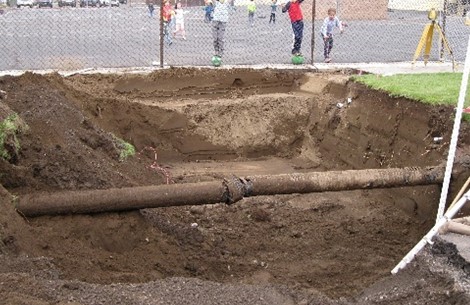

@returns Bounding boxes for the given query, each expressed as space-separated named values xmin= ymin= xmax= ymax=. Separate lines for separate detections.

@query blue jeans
xmin=212 ymin=20 xmax=226 ymax=57
xmin=248 ymin=12 xmax=254 ymax=26
xmin=269 ymin=12 xmax=276 ymax=23
xmin=291 ymin=20 xmax=303 ymax=54
xmin=323 ymin=33 xmax=333 ymax=58
xmin=163 ymin=22 xmax=172 ymax=45
xmin=205 ymin=12 xmax=212 ymax=22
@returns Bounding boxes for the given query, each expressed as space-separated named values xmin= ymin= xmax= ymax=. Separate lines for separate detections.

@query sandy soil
xmin=0 ymin=68 xmax=470 ymax=305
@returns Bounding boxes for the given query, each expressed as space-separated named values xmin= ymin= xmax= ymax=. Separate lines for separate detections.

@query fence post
xmin=440 ymin=0 xmax=448 ymax=60
xmin=160 ymin=0 xmax=164 ymax=68
xmin=310 ymin=0 xmax=316 ymax=65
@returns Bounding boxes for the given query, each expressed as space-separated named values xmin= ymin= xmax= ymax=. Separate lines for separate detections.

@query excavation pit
xmin=0 ymin=68 xmax=469 ymax=304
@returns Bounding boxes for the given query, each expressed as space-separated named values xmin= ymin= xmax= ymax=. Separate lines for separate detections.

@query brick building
xmin=310 ymin=0 xmax=389 ymax=20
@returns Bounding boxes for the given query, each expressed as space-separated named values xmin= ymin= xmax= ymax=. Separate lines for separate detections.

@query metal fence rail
xmin=0 ymin=0 xmax=468 ymax=70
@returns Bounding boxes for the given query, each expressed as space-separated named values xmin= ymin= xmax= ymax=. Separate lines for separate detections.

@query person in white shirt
xmin=320 ymin=7 xmax=343 ymax=63
xmin=173 ymin=2 xmax=187 ymax=40
xmin=212 ymin=0 xmax=233 ymax=58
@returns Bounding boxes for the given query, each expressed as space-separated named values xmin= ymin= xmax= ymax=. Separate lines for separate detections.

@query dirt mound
xmin=0 ymin=68 xmax=469 ymax=305
xmin=0 ymin=72 xmax=169 ymax=192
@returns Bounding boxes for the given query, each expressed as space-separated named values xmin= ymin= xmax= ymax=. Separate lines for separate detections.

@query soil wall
xmin=312 ymin=78 xmax=455 ymax=170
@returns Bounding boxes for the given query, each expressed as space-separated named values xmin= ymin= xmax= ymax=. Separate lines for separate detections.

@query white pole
xmin=435 ymin=34 xmax=470 ymax=223
xmin=391 ymin=191 xmax=470 ymax=274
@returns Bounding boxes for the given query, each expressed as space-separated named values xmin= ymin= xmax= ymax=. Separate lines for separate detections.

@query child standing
xmin=204 ymin=0 xmax=214 ymax=23
xmin=320 ymin=7 xmax=343 ymax=63
xmin=281 ymin=0 xmax=304 ymax=56
xmin=162 ymin=0 xmax=174 ymax=45
xmin=173 ymin=2 xmax=187 ymax=40
xmin=146 ymin=0 xmax=155 ymax=17
xmin=269 ymin=0 xmax=277 ymax=24
xmin=212 ymin=0 xmax=232 ymax=58
xmin=247 ymin=0 xmax=256 ymax=27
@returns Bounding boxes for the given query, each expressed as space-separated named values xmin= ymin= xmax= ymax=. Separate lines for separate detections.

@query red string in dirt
xmin=137 ymin=147 xmax=174 ymax=184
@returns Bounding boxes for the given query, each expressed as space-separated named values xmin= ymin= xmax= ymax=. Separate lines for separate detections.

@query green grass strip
xmin=351 ymin=73 xmax=468 ymax=107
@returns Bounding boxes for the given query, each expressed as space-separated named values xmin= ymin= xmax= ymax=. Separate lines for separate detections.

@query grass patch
xmin=113 ymin=136 xmax=136 ymax=162
xmin=0 ymin=114 xmax=28 ymax=161
xmin=351 ymin=73 xmax=468 ymax=106
xmin=351 ymin=72 xmax=470 ymax=122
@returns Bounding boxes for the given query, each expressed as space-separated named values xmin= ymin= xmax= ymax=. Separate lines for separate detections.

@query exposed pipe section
xmin=244 ymin=167 xmax=443 ymax=196
xmin=16 ymin=166 xmax=444 ymax=217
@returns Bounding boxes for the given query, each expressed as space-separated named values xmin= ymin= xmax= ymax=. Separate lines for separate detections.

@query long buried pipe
xmin=16 ymin=166 xmax=444 ymax=217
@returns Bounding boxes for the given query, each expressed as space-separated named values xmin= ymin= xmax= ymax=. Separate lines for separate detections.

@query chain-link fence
xmin=0 ymin=0 xmax=469 ymax=70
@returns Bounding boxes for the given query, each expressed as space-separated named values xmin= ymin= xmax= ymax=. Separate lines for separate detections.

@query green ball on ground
xmin=211 ymin=56 xmax=222 ymax=67
xmin=291 ymin=55 xmax=304 ymax=65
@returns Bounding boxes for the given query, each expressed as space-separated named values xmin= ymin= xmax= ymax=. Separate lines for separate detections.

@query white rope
xmin=435 ymin=34 xmax=470 ymax=223
xmin=392 ymin=190 xmax=470 ymax=274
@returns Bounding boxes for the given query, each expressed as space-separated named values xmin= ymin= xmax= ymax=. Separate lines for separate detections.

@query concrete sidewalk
xmin=0 ymin=61 xmax=464 ymax=77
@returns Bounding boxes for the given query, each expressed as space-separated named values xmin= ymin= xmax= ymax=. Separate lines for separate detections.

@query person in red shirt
xmin=162 ymin=0 xmax=175 ymax=45
xmin=281 ymin=0 xmax=304 ymax=56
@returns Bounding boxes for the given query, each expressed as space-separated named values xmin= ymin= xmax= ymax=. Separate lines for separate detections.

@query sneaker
xmin=324 ymin=57 xmax=331 ymax=63
xmin=295 ymin=52 xmax=302 ymax=56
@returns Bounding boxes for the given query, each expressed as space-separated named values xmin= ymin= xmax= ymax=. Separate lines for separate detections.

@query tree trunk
xmin=16 ymin=166 xmax=444 ymax=217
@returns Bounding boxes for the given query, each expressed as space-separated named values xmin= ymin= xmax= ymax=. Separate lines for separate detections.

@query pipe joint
xmin=223 ymin=176 xmax=246 ymax=205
